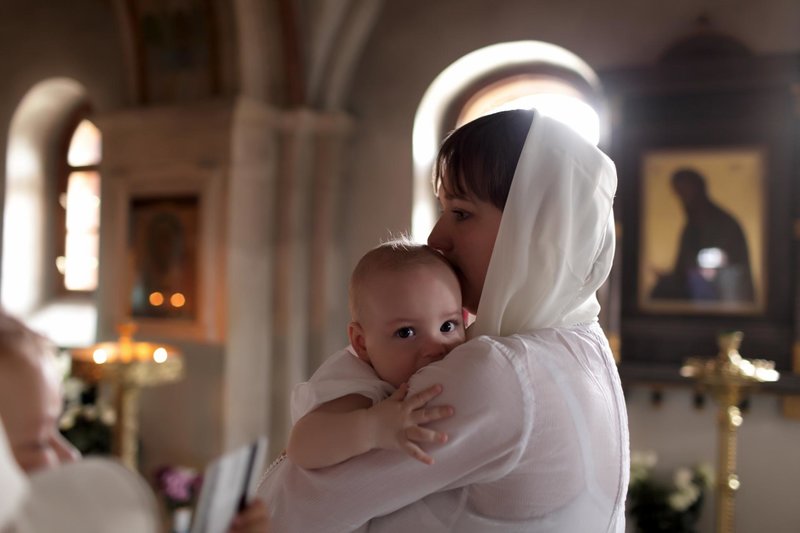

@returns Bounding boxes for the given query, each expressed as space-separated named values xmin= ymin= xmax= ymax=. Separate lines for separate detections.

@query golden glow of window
xmin=62 ymin=170 xmax=100 ymax=291
xmin=457 ymin=76 xmax=601 ymax=145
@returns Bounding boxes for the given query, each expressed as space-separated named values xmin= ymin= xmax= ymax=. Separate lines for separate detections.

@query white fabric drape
xmin=470 ymin=112 xmax=617 ymax=338
xmin=0 ymin=417 xmax=28 ymax=530
xmin=0 ymin=415 xmax=160 ymax=533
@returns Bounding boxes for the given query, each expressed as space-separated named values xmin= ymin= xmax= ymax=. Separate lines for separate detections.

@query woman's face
xmin=427 ymin=183 xmax=503 ymax=314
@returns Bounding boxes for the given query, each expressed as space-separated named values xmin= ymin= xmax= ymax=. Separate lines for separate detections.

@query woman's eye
xmin=452 ymin=210 xmax=469 ymax=221
xmin=440 ymin=320 xmax=458 ymax=333
xmin=395 ymin=327 xmax=415 ymax=339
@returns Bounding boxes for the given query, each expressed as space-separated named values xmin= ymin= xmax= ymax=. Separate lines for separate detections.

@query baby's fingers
xmin=389 ymin=382 xmax=409 ymax=401
xmin=404 ymin=384 xmax=444 ymax=410
xmin=405 ymin=425 xmax=448 ymax=445
xmin=402 ymin=441 xmax=435 ymax=465
xmin=412 ymin=404 xmax=454 ymax=425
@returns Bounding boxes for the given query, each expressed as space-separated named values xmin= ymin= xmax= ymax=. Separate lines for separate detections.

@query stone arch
xmin=411 ymin=41 xmax=607 ymax=240
xmin=2 ymin=77 xmax=97 ymax=345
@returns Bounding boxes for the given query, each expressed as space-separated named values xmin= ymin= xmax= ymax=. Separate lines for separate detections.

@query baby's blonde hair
xmin=349 ymin=237 xmax=455 ymax=321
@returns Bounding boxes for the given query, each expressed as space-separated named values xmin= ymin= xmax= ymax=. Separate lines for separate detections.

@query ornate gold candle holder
xmin=70 ymin=323 xmax=184 ymax=471
xmin=681 ymin=331 xmax=779 ymax=533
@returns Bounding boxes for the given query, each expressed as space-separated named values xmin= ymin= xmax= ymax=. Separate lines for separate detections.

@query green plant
xmin=627 ymin=451 xmax=714 ymax=533
xmin=58 ymin=378 xmax=114 ymax=455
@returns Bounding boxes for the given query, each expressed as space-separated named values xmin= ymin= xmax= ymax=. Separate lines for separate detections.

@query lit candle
xmin=153 ymin=347 xmax=168 ymax=364
xmin=170 ymin=293 xmax=186 ymax=308
xmin=93 ymin=348 xmax=108 ymax=364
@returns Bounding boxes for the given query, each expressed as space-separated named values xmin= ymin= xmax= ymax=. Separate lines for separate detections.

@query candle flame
xmin=170 ymin=293 xmax=186 ymax=308
xmin=93 ymin=348 xmax=108 ymax=364
xmin=153 ymin=347 xmax=168 ymax=363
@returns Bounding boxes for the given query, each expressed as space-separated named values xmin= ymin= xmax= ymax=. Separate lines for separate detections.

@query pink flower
xmin=155 ymin=466 xmax=201 ymax=506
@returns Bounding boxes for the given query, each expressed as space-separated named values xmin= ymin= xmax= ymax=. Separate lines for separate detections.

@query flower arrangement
xmin=155 ymin=465 xmax=203 ymax=511
xmin=58 ymin=378 xmax=114 ymax=455
xmin=627 ymin=450 xmax=714 ymax=533
xmin=155 ymin=466 xmax=202 ymax=533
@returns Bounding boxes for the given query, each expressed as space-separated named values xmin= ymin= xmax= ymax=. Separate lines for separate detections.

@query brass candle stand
xmin=70 ymin=324 xmax=184 ymax=471
xmin=680 ymin=331 xmax=779 ymax=533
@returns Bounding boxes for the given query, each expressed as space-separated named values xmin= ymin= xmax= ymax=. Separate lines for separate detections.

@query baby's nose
xmin=420 ymin=340 xmax=449 ymax=362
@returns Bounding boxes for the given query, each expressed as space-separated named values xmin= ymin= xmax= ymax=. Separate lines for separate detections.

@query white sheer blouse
xmin=260 ymin=323 xmax=627 ymax=532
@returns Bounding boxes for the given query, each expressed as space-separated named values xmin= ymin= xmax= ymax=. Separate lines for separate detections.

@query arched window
xmin=2 ymin=79 xmax=99 ymax=347
xmin=58 ymin=119 xmax=101 ymax=292
xmin=412 ymin=41 xmax=606 ymax=241
xmin=456 ymin=75 xmax=600 ymax=144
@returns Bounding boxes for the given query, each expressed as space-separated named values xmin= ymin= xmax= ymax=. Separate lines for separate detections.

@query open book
xmin=189 ymin=436 xmax=268 ymax=533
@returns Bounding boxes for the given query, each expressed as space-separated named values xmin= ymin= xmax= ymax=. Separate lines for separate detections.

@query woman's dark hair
xmin=433 ymin=109 xmax=534 ymax=210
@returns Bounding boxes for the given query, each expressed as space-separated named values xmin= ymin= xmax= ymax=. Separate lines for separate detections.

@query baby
xmin=0 ymin=310 xmax=270 ymax=533
xmin=286 ymin=239 xmax=465 ymax=469
xmin=0 ymin=311 xmax=79 ymax=473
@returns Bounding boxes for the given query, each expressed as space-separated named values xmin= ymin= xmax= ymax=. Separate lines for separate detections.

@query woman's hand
xmin=367 ymin=383 xmax=454 ymax=465
xmin=228 ymin=499 xmax=270 ymax=533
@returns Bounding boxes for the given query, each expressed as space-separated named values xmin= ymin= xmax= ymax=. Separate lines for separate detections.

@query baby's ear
xmin=348 ymin=322 xmax=369 ymax=362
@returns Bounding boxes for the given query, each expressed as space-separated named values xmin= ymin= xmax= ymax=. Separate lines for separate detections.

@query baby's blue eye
xmin=395 ymin=327 xmax=415 ymax=339
xmin=440 ymin=320 xmax=458 ymax=333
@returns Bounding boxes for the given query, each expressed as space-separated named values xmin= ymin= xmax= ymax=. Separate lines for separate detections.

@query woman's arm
xmin=286 ymin=386 xmax=453 ymax=469
xmin=259 ymin=337 xmax=529 ymax=533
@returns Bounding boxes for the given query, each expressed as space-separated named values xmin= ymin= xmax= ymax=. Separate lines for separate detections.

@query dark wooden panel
xmin=600 ymin=50 xmax=800 ymax=380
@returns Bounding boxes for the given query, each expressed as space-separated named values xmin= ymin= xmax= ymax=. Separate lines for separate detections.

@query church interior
xmin=1 ymin=0 xmax=799 ymax=531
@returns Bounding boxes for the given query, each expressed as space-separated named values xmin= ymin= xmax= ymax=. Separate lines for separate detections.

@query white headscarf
xmin=470 ymin=111 xmax=617 ymax=338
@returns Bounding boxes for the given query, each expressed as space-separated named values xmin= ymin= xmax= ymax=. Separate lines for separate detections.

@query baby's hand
xmin=367 ymin=383 xmax=454 ymax=465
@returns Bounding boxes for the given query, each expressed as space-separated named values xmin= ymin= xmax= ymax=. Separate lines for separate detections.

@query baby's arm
xmin=286 ymin=384 xmax=453 ymax=470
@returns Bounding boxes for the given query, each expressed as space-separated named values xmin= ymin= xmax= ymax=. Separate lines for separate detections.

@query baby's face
xmin=0 ymin=355 xmax=79 ymax=473
xmin=357 ymin=262 xmax=466 ymax=387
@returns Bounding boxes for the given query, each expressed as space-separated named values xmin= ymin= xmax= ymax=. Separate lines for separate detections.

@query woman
xmin=259 ymin=109 xmax=629 ymax=532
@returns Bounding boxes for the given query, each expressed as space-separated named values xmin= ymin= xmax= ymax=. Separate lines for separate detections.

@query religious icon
xmin=638 ymin=148 xmax=766 ymax=314
xmin=128 ymin=196 xmax=199 ymax=320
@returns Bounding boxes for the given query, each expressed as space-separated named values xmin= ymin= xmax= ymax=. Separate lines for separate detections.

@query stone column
xmin=225 ymin=101 xmax=352 ymax=457
xmin=267 ymin=109 xmax=353 ymax=456
xmin=224 ymin=97 xmax=279 ymax=451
